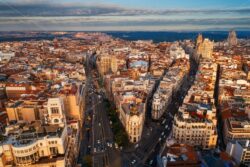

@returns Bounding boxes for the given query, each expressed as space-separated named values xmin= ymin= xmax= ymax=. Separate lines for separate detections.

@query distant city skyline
xmin=0 ymin=0 xmax=250 ymax=31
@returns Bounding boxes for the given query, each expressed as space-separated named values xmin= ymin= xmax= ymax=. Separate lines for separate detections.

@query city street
xmin=121 ymin=54 xmax=198 ymax=167
xmin=79 ymin=53 xmax=121 ymax=167
xmin=79 ymin=51 xmax=199 ymax=167
xmin=92 ymin=91 xmax=121 ymax=167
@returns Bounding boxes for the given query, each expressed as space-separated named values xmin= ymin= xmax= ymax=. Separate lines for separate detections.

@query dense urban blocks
xmin=0 ymin=30 xmax=249 ymax=167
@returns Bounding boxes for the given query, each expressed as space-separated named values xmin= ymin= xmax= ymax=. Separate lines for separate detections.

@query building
xmin=96 ymin=54 xmax=111 ymax=76
xmin=111 ymin=55 xmax=118 ymax=73
xmin=196 ymin=38 xmax=214 ymax=59
xmin=226 ymin=140 xmax=250 ymax=165
xmin=45 ymin=98 xmax=66 ymax=126
xmin=115 ymin=92 xmax=146 ymax=143
xmin=173 ymin=111 xmax=218 ymax=149
xmin=223 ymin=116 xmax=250 ymax=144
xmin=227 ymin=30 xmax=238 ymax=46
xmin=0 ymin=51 xmax=15 ymax=62
xmin=5 ymin=84 xmax=27 ymax=99
xmin=121 ymin=102 xmax=145 ymax=143
xmin=0 ymin=99 xmax=80 ymax=167
xmin=5 ymin=100 xmax=44 ymax=123
xmin=158 ymin=143 xmax=201 ymax=167
xmin=0 ymin=121 xmax=68 ymax=167
xmin=196 ymin=33 xmax=203 ymax=46
xmin=59 ymin=84 xmax=85 ymax=121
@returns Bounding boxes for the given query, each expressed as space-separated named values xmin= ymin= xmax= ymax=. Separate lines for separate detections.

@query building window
xmin=50 ymin=147 xmax=58 ymax=155
xmin=17 ymin=111 xmax=23 ymax=120
xmin=51 ymin=107 xmax=59 ymax=114
xmin=40 ymin=150 xmax=44 ymax=156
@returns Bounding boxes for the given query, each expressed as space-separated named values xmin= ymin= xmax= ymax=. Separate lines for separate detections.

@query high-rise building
xmin=111 ymin=55 xmax=118 ymax=73
xmin=196 ymin=33 xmax=203 ymax=46
xmin=196 ymin=38 xmax=214 ymax=59
xmin=227 ymin=30 xmax=238 ymax=46
xmin=96 ymin=54 xmax=111 ymax=76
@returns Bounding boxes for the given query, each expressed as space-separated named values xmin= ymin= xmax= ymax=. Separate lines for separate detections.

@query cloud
xmin=0 ymin=0 xmax=250 ymax=31
xmin=0 ymin=1 xmax=250 ymax=17
xmin=0 ymin=16 xmax=249 ymax=31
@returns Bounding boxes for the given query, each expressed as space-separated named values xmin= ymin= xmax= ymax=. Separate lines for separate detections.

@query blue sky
xmin=0 ymin=0 xmax=249 ymax=31
xmin=90 ymin=0 xmax=249 ymax=9
xmin=14 ymin=0 xmax=246 ymax=9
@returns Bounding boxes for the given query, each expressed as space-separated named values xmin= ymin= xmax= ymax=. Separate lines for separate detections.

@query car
xmin=115 ymin=143 xmax=119 ymax=149
xmin=149 ymin=160 xmax=153 ymax=165
xmin=165 ymin=125 xmax=168 ymax=129
xmin=106 ymin=142 xmax=112 ymax=147
xmin=131 ymin=159 xmax=136 ymax=164
xmin=161 ymin=132 xmax=164 ymax=136
xmin=161 ymin=119 xmax=166 ymax=125
xmin=97 ymin=140 xmax=100 ymax=144
xmin=135 ymin=144 xmax=139 ymax=148
xmin=158 ymin=137 xmax=162 ymax=141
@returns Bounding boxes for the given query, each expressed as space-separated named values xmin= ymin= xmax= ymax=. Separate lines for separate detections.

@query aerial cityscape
xmin=0 ymin=1 xmax=250 ymax=167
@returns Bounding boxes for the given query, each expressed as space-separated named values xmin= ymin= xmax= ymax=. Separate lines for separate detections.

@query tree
xmin=0 ymin=134 xmax=4 ymax=142
xmin=82 ymin=155 xmax=92 ymax=167
xmin=239 ymin=164 xmax=248 ymax=167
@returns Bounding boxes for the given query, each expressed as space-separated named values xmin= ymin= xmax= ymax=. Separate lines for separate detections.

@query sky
xmin=0 ymin=0 xmax=249 ymax=31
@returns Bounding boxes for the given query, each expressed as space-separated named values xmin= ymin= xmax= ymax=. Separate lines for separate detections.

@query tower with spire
xmin=196 ymin=33 xmax=203 ymax=46
xmin=195 ymin=33 xmax=214 ymax=60
xmin=227 ymin=30 xmax=238 ymax=46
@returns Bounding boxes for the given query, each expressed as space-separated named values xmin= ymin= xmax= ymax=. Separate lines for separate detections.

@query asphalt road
xmin=78 ymin=53 xmax=121 ymax=167
xmin=90 ymin=76 xmax=122 ymax=167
